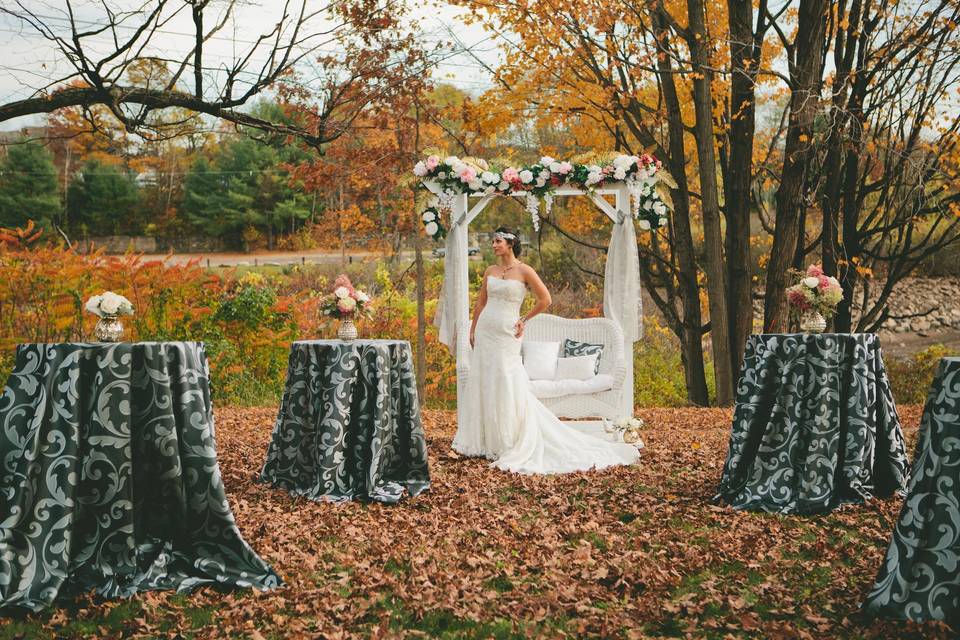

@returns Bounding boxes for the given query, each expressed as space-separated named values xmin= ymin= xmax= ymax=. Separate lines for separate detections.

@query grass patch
xmin=366 ymin=595 xmax=567 ymax=639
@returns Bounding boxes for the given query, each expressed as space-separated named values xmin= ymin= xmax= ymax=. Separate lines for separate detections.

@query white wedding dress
xmin=452 ymin=276 xmax=640 ymax=474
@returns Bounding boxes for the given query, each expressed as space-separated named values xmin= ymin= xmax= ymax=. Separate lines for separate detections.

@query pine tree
xmin=0 ymin=141 xmax=61 ymax=229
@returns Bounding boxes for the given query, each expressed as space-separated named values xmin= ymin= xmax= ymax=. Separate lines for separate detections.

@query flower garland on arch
xmin=414 ymin=153 xmax=675 ymax=241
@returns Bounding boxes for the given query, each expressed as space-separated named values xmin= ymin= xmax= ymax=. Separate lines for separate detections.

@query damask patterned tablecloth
xmin=260 ymin=339 xmax=430 ymax=503
xmin=716 ymin=333 xmax=909 ymax=514
xmin=0 ymin=342 xmax=280 ymax=611
xmin=863 ymin=357 xmax=960 ymax=624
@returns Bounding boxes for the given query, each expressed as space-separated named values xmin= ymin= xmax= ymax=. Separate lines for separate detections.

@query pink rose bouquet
xmin=320 ymin=274 xmax=372 ymax=320
xmin=785 ymin=264 xmax=843 ymax=318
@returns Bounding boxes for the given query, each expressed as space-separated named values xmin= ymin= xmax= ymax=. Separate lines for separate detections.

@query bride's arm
xmin=470 ymin=269 xmax=492 ymax=347
xmin=516 ymin=266 xmax=552 ymax=337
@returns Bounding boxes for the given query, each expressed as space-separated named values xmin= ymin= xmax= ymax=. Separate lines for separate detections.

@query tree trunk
xmin=764 ymin=0 xmax=829 ymax=332
xmin=686 ymin=0 xmax=734 ymax=405
xmin=338 ymin=183 xmax=346 ymax=267
xmin=724 ymin=0 xmax=760 ymax=378
xmin=412 ymin=112 xmax=426 ymax=401
xmin=653 ymin=11 xmax=709 ymax=406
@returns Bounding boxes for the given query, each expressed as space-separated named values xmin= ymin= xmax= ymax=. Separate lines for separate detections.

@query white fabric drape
xmin=603 ymin=214 xmax=643 ymax=342
xmin=434 ymin=213 xmax=469 ymax=352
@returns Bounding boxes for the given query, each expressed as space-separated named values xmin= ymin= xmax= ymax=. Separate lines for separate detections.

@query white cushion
xmin=529 ymin=374 xmax=614 ymax=398
xmin=522 ymin=340 xmax=560 ymax=380
xmin=555 ymin=354 xmax=599 ymax=381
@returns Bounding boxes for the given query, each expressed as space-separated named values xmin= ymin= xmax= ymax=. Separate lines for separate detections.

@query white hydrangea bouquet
xmin=85 ymin=291 xmax=134 ymax=318
xmin=605 ymin=415 xmax=646 ymax=447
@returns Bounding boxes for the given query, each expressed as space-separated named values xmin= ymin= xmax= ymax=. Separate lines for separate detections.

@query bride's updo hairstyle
xmin=494 ymin=226 xmax=522 ymax=258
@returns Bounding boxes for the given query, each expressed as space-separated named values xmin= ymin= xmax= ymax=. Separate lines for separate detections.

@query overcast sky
xmin=0 ymin=1 xmax=500 ymax=131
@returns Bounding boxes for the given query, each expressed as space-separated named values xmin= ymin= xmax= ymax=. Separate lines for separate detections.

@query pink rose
xmin=459 ymin=167 xmax=477 ymax=183
xmin=558 ymin=161 xmax=573 ymax=174
xmin=334 ymin=274 xmax=352 ymax=289
xmin=806 ymin=264 xmax=824 ymax=278
xmin=787 ymin=289 xmax=810 ymax=311
xmin=425 ymin=155 xmax=440 ymax=170
xmin=818 ymin=275 xmax=830 ymax=289
xmin=502 ymin=167 xmax=520 ymax=183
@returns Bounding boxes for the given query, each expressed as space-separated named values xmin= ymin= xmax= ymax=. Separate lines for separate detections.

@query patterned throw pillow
xmin=561 ymin=338 xmax=603 ymax=375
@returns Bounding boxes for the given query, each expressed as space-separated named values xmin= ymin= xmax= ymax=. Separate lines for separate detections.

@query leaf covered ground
xmin=1 ymin=406 xmax=953 ymax=639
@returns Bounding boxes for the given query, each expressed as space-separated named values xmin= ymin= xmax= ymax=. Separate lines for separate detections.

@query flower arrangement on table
xmin=605 ymin=415 xmax=646 ymax=447
xmin=85 ymin=291 xmax=134 ymax=342
xmin=85 ymin=291 xmax=134 ymax=318
xmin=320 ymin=274 xmax=372 ymax=340
xmin=786 ymin=265 xmax=844 ymax=333
xmin=413 ymin=152 xmax=676 ymax=241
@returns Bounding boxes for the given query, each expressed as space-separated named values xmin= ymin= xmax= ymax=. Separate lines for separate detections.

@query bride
xmin=452 ymin=226 xmax=640 ymax=474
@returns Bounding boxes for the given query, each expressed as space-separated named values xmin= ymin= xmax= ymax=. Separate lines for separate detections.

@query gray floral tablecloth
xmin=260 ymin=340 xmax=430 ymax=503
xmin=863 ymin=356 xmax=960 ymax=624
xmin=716 ymin=333 xmax=909 ymax=514
xmin=0 ymin=342 xmax=280 ymax=611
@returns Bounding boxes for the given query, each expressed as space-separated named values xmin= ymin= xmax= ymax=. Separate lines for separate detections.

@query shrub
xmin=633 ymin=316 xmax=716 ymax=408
xmin=885 ymin=344 xmax=959 ymax=405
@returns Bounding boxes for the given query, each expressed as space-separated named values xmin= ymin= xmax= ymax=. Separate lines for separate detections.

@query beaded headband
xmin=494 ymin=231 xmax=517 ymax=241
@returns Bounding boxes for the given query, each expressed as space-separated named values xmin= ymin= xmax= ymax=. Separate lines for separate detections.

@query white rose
xmin=468 ymin=179 xmax=483 ymax=191
xmin=639 ymin=219 xmax=652 ymax=230
xmin=100 ymin=292 xmax=121 ymax=315
xmin=613 ymin=154 xmax=635 ymax=169
xmin=413 ymin=161 xmax=427 ymax=177
xmin=540 ymin=155 xmax=555 ymax=166
xmin=421 ymin=211 xmax=436 ymax=223
xmin=588 ymin=164 xmax=601 ymax=173
xmin=485 ymin=185 xmax=496 ymax=195
xmin=444 ymin=156 xmax=458 ymax=165
xmin=425 ymin=221 xmax=439 ymax=236
xmin=802 ymin=276 xmax=820 ymax=289
xmin=85 ymin=294 xmax=103 ymax=317
xmin=357 ymin=291 xmax=370 ymax=302
xmin=614 ymin=168 xmax=627 ymax=180
xmin=659 ymin=217 xmax=668 ymax=226
xmin=549 ymin=161 xmax=562 ymax=172
xmin=586 ymin=172 xmax=602 ymax=185
xmin=334 ymin=286 xmax=350 ymax=299
xmin=653 ymin=202 xmax=666 ymax=216
xmin=536 ymin=177 xmax=546 ymax=187
xmin=437 ymin=171 xmax=447 ymax=179
xmin=519 ymin=170 xmax=534 ymax=184
xmin=482 ymin=171 xmax=498 ymax=184
xmin=498 ymin=181 xmax=509 ymax=191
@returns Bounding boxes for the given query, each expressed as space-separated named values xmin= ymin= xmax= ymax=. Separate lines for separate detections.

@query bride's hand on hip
xmin=514 ymin=318 xmax=525 ymax=338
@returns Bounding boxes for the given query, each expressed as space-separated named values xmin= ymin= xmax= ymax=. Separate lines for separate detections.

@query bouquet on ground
xmin=786 ymin=265 xmax=843 ymax=320
xmin=605 ymin=415 xmax=646 ymax=447
xmin=85 ymin=291 xmax=134 ymax=318
xmin=320 ymin=274 xmax=372 ymax=320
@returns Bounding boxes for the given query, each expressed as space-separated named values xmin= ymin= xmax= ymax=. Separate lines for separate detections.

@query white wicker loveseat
xmin=521 ymin=314 xmax=626 ymax=421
